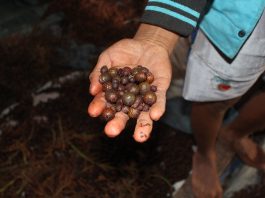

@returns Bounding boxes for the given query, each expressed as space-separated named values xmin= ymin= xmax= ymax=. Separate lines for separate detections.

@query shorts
xmin=183 ymin=11 xmax=265 ymax=102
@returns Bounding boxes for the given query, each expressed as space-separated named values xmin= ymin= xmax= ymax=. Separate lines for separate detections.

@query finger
xmin=89 ymin=53 xmax=111 ymax=96
xmin=87 ymin=92 xmax=106 ymax=117
xmin=133 ymin=112 xmax=153 ymax=143
xmin=149 ymin=88 xmax=166 ymax=121
xmin=104 ymin=112 xmax=129 ymax=138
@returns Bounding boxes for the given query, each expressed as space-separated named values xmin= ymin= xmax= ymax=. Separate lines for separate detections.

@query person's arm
xmin=134 ymin=23 xmax=179 ymax=54
xmin=88 ymin=1 xmax=208 ymax=143
xmin=134 ymin=0 xmax=208 ymax=54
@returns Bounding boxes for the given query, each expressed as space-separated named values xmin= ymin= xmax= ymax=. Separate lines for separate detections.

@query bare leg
xmin=220 ymin=91 xmax=265 ymax=169
xmin=191 ymin=98 xmax=239 ymax=198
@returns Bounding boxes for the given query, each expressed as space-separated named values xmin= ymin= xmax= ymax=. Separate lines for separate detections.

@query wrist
xmin=134 ymin=23 xmax=179 ymax=54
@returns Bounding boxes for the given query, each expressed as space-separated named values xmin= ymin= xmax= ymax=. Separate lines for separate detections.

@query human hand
xmin=88 ymin=24 xmax=178 ymax=142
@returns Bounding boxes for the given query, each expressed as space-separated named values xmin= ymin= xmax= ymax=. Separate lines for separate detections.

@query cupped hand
xmin=88 ymin=38 xmax=172 ymax=142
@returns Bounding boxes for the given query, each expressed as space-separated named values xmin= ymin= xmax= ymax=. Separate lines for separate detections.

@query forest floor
xmin=0 ymin=1 xmax=265 ymax=197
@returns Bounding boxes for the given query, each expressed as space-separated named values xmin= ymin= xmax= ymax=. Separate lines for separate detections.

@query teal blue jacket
xmin=141 ymin=0 xmax=265 ymax=59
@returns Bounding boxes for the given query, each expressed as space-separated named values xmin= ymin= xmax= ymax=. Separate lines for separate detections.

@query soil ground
xmin=0 ymin=1 xmax=265 ymax=197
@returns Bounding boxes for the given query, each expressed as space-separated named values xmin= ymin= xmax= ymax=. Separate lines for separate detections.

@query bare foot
xmin=192 ymin=151 xmax=223 ymax=198
xmin=219 ymin=128 xmax=265 ymax=170
xmin=235 ymin=137 xmax=265 ymax=169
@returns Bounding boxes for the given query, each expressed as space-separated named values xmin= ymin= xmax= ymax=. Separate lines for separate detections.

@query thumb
xmin=89 ymin=53 xmax=111 ymax=96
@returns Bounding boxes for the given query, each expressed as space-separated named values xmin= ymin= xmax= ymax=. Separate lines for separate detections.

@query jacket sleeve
xmin=141 ymin=0 xmax=208 ymax=36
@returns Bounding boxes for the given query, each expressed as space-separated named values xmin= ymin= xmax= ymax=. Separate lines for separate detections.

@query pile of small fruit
xmin=99 ymin=65 xmax=157 ymax=121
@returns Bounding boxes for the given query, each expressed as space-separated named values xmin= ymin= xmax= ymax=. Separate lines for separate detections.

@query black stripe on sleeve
xmin=140 ymin=0 xmax=208 ymax=36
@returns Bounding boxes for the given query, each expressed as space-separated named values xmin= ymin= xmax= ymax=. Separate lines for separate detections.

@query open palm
xmin=88 ymin=38 xmax=172 ymax=142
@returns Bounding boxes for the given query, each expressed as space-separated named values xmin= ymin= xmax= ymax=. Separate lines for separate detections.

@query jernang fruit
xmin=99 ymin=65 xmax=157 ymax=121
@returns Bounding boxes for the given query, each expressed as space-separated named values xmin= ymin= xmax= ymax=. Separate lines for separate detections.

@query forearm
xmin=134 ymin=23 xmax=179 ymax=54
